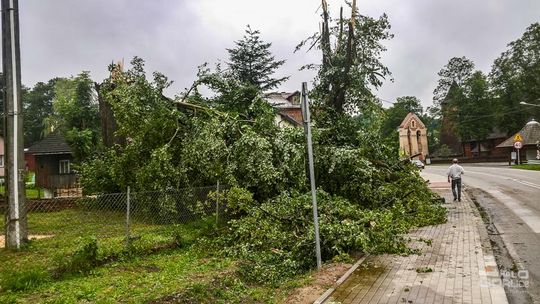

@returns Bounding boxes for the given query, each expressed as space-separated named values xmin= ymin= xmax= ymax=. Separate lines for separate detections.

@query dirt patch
xmin=283 ymin=262 xmax=353 ymax=304
xmin=0 ymin=234 xmax=54 ymax=248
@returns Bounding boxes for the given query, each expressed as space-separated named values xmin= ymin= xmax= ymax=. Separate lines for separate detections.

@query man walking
xmin=447 ymin=158 xmax=465 ymax=202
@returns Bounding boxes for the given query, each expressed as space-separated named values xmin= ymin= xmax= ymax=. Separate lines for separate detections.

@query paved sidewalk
xmin=322 ymin=172 xmax=508 ymax=304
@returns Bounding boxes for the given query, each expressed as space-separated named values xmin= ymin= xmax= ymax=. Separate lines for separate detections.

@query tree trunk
xmin=95 ymin=82 xmax=124 ymax=148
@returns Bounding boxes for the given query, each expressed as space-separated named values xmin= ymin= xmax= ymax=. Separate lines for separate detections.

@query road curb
xmin=313 ymin=254 xmax=370 ymax=304
xmin=466 ymin=191 xmax=509 ymax=304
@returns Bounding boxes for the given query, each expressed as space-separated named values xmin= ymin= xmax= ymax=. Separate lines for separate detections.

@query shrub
xmin=54 ymin=237 xmax=100 ymax=277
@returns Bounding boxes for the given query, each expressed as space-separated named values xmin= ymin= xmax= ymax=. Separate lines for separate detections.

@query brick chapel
xmin=398 ymin=113 xmax=429 ymax=161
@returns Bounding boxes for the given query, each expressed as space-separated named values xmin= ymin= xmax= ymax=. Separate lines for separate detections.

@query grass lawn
xmin=0 ymin=186 xmax=45 ymax=199
xmin=512 ymin=164 xmax=540 ymax=171
xmin=0 ymin=209 xmax=304 ymax=303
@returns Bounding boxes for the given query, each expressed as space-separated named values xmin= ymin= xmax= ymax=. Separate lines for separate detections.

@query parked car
xmin=411 ymin=159 xmax=425 ymax=169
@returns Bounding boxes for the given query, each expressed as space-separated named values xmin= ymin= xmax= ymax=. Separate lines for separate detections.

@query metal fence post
xmin=215 ymin=180 xmax=220 ymax=228
xmin=125 ymin=186 xmax=131 ymax=248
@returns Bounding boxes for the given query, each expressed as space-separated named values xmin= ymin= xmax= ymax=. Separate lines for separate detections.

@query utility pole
xmin=2 ymin=0 xmax=27 ymax=249
xmin=301 ymin=82 xmax=322 ymax=270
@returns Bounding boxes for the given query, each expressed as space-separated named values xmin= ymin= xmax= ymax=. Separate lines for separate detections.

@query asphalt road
xmin=424 ymin=164 xmax=540 ymax=304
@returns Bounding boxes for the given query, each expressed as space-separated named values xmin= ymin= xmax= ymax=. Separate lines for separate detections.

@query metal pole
xmin=517 ymin=148 xmax=520 ymax=165
xmin=301 ymin=82 xmax=322 ymax=269
xmin=2 ymin=0 xmax=27 ymax=249
xmin=125 ymin=186 xmax=131 ymax=247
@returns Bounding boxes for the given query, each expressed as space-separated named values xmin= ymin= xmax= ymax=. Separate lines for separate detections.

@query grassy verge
xmin=512 ymin=164 xmax=540 ymax=171
xmin=0 ymin=186 xmax=45 ymax=199
xmin=0 ymin=210 xmax=300 ymax=303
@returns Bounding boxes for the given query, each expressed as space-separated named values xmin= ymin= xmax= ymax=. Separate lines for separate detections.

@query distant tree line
xmin=380 ymin=22 xmax=540 ymax=155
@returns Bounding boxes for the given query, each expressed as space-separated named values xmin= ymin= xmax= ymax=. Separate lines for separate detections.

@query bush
xmin=54 ymin=237 xmax=100 ymax=277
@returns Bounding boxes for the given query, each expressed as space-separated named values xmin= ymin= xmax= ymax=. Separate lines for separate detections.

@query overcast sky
xmin=7 ymin=0 xmax=540 ymax=109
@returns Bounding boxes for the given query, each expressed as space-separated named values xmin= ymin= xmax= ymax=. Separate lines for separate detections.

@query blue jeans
xmin=451 ymin=178 xmax=462 ymax=201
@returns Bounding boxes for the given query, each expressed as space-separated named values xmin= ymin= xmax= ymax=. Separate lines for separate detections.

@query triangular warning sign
xmin=514 ymin=134 xmax=523 ymax=142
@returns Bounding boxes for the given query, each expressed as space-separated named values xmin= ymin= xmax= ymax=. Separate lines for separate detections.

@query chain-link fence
xmin=1 ymin=184 xmax=227 ymax=250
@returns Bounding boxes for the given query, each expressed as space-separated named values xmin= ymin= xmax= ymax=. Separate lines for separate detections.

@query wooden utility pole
xmin=2 ymin=0 xmax=27 ymax=249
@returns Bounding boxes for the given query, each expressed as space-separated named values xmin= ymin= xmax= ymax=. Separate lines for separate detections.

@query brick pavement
xmin=322 ymin=173 xmax=508 ymax=304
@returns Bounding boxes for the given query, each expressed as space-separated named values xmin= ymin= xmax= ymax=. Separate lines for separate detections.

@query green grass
xmin=512 ymin=164 xmax=540 ymax=171
xmin=0 ymin=209 xmax=302 ymax=303
xmin=0 ymin=186 xmax=46 ymax=199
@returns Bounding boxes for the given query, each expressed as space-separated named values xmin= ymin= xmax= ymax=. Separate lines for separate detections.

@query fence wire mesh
xmin=1 ymin=185 xmax=227 ymax=250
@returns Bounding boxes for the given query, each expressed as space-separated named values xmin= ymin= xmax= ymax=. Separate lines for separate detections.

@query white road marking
xmin=465 ymin=170 xmax=540 ymax=190
xmin=488 ymin=189 xmax=540 ymax=233
xmin=504 ymin=178 xmax=540 ymax=190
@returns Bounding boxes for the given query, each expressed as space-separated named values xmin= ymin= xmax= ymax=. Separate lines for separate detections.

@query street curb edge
xmin=313 ymin=254 xmax=370 ymax=304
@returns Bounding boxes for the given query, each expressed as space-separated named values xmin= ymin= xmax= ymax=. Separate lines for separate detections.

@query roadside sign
xmin=514 ymin=134 xmax=523 ymax=142
xmin=514 ymin=141 xmax=523 ymax=149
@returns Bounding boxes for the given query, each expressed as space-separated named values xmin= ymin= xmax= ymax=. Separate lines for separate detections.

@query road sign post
xmin=301 ymin=82 xmax=322 ymax=270
xmin=514 ymin=141 xmax=522 ymax=164
xmin=513 ymin=134 xmax=523 ymax=165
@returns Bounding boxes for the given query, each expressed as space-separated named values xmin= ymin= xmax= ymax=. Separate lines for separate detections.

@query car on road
xmin=411 ymin=159 xmax=425 ymax=169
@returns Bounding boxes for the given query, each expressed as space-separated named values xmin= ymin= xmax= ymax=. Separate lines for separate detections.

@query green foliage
xmin=227 ymin=25 xmax=289 ymax=91
xmin=81 ymin=58 xmax=181 ymax=192
xmin=435 ymin=69 xmax=494 ymax=142
xmin=163 ymin=275 xmax=246 ymax=303
xmin=297 ymin=4 xmax=393 ymax=113
xmin=512 ymin=164 xmax=540 ymax=171
xmin=51 ymin=72 xmax=101 ymax=161
xmin=421 ymin=113 xmax=441 ymax=154
xmin=453 ymin=71 xmax=494 ymax=141
xmin=437 ymin=144 xmax=452 ymax=157
xmin=0 ymin=266 xmax=49 ymax=292
xmin=76 ymin=54 xmax=447 ymax=290
xmin=1 ymin=213 xmax=276 ymax=303
xmin=81 ymin=58 xmax=302 ymax=199
xmin=76 ymin=34 xmax=447 ymax=296
xmin=380 ymin=96 xmax=423 ymax=139
xmin=433 ymin=56 xmax=475 ymax=106
xmin=490 ymin=22 xmax=540 ymax=133
xmin=22 ymin=79 xmax=58 ymax=146
xmin=54 ymin=237 xmax=100 ymax=277
xmin=416 ymin=267 xmax=433 ymax=273
xmin=219 ymin=187 xmax=445 ymax=285
xmin=429 ymin=23 xmax=540 ymax=145
xmin=79 ymin=150 xmax=122 ymax=194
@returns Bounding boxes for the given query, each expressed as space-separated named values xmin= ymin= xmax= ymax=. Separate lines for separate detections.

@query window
xmin=0 ymin=155 xmax=4 ymax=167
xmin=59 ymin=160 xmax=70 ymax=174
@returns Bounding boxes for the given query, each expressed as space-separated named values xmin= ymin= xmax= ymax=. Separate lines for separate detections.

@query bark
xmin=95 ymin=82 xmax=124 ymax=148
xmin=331 ymin=0 xmax=357 ymax=113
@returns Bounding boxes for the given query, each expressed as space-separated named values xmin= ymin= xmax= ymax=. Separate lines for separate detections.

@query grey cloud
xmin=5 ymin=0 xmax=540 ymax=111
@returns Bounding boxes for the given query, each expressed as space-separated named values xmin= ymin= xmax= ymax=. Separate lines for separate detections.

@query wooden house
xmin=497 ymin=119 xmax=540 ymax=164
xmin=26 ymin=132 xmax=78 ymax=194
xmin=264 ymin=91 xmax=303 ymax=127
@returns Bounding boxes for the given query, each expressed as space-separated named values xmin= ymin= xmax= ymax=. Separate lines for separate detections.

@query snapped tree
xmin=296 ymin=0 xmax=392 ymax=114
